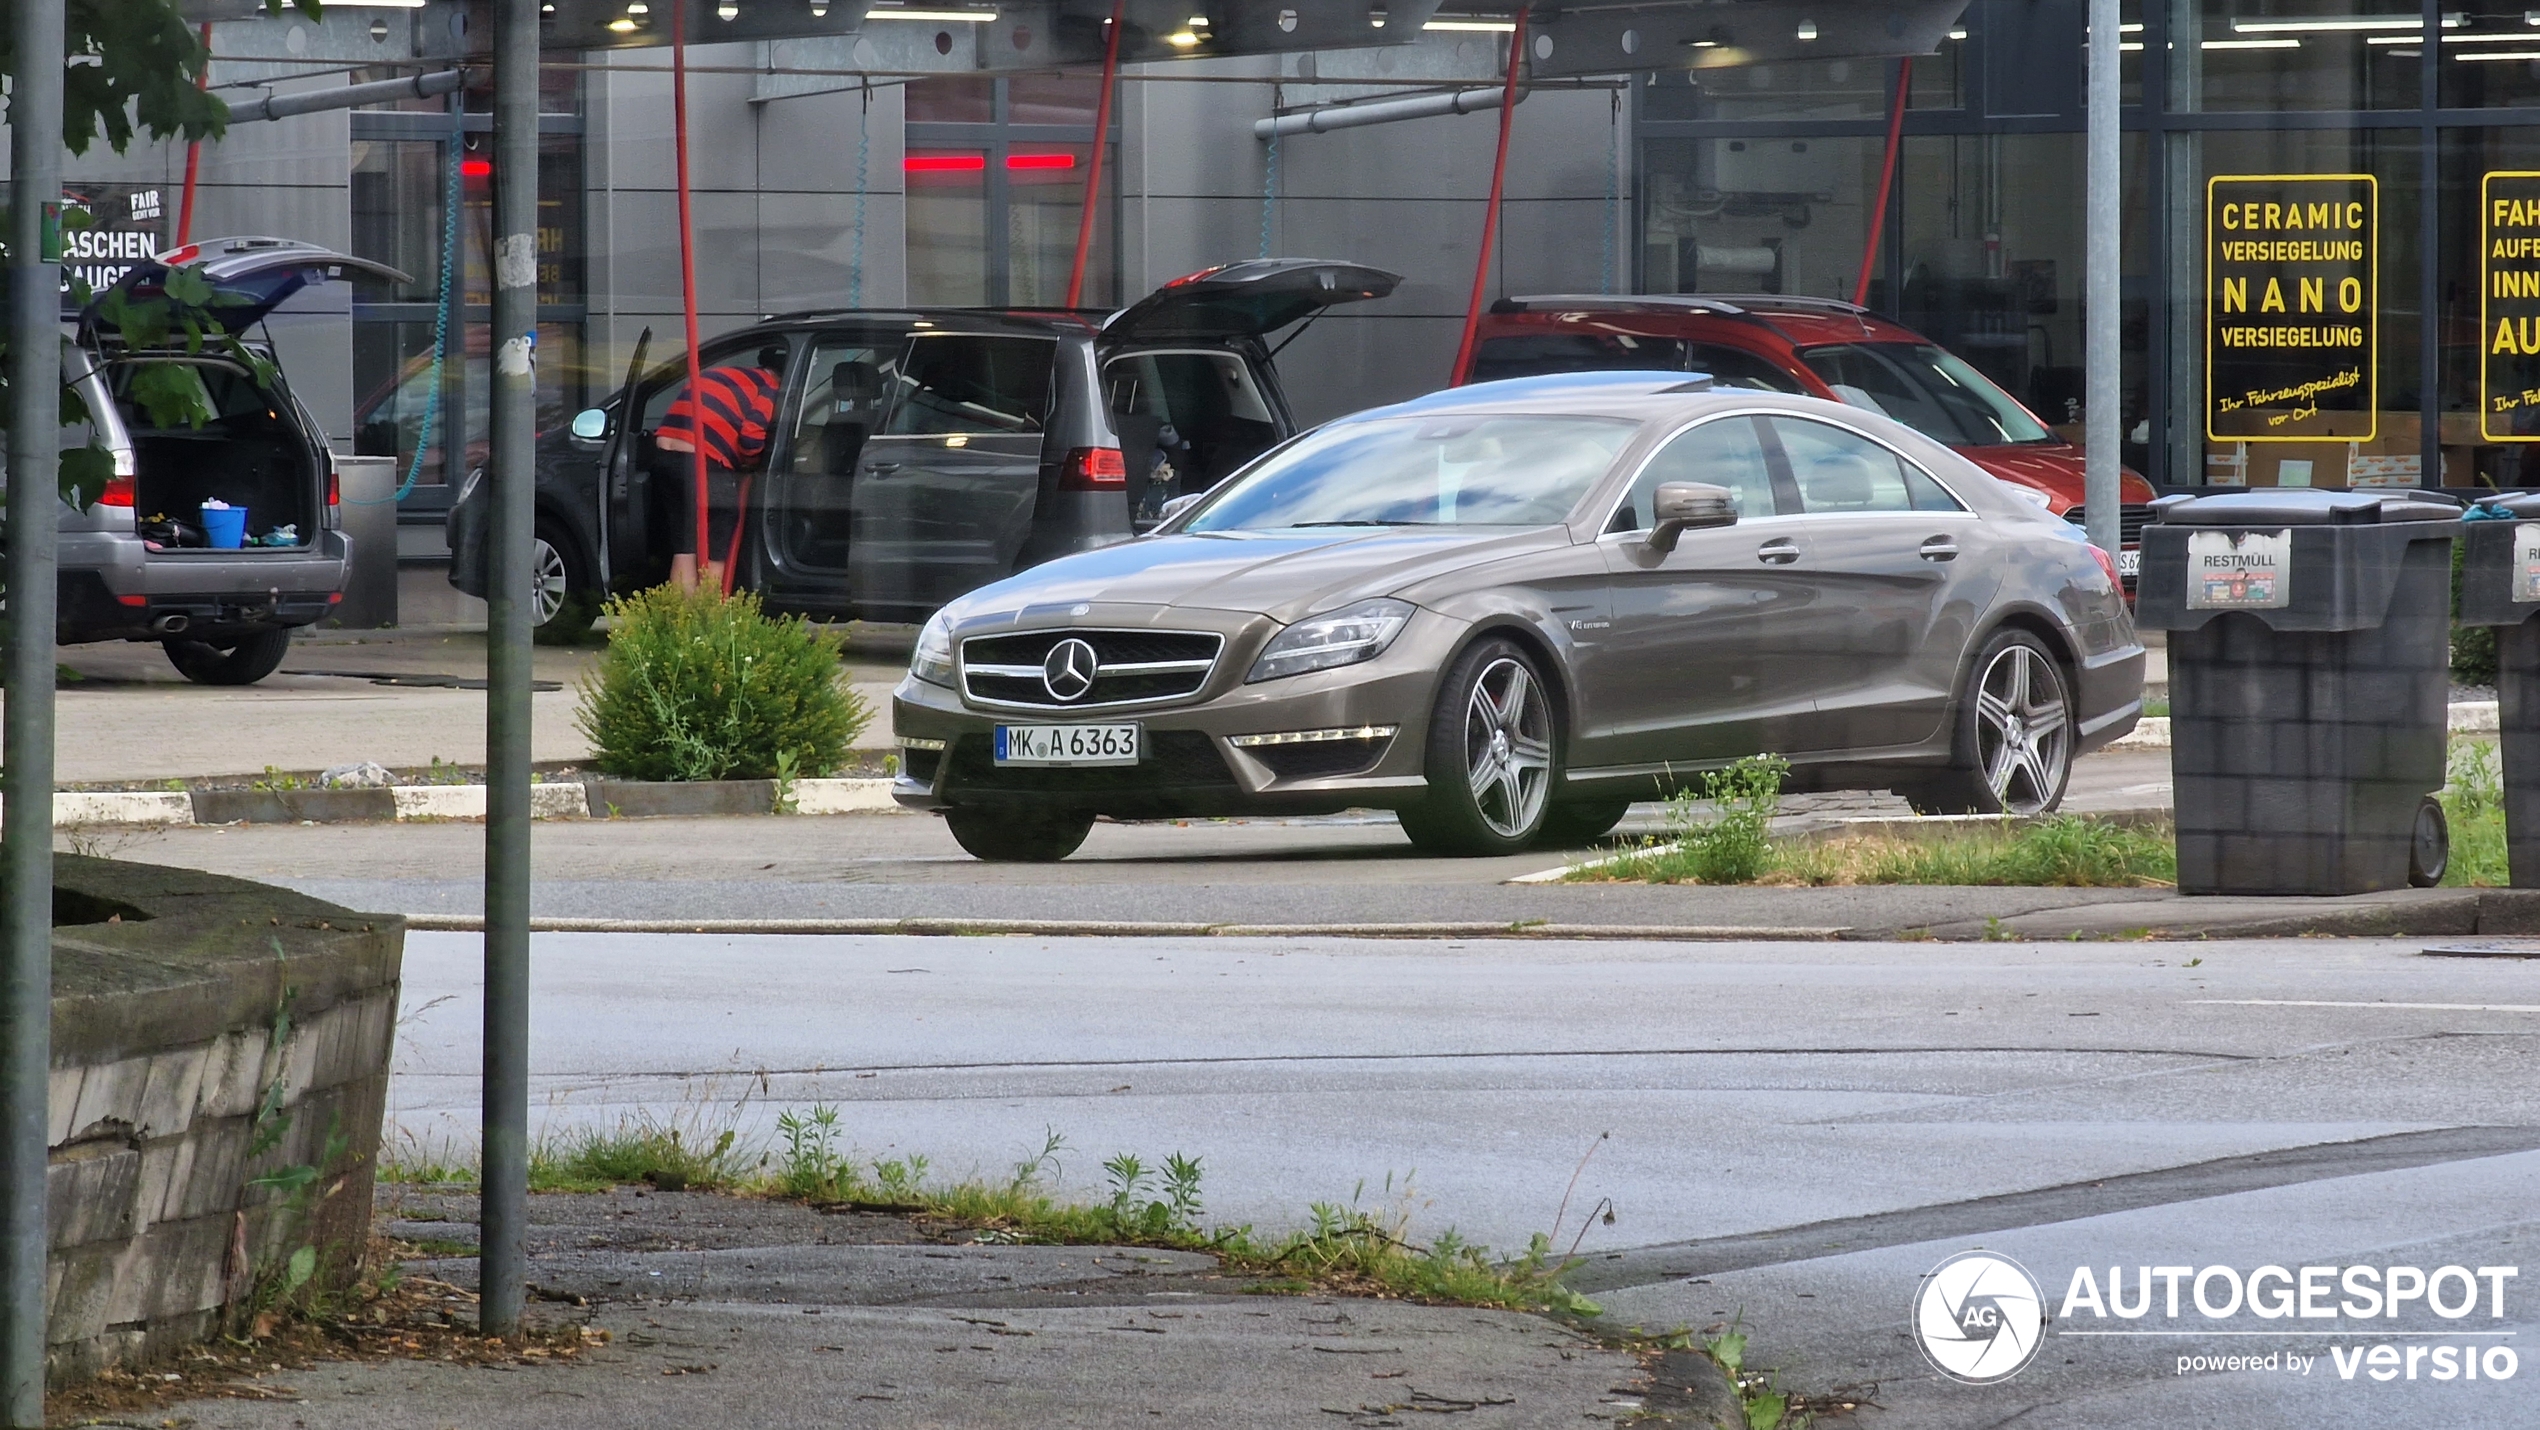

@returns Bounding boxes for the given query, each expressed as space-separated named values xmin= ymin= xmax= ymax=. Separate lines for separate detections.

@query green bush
xmin=575 ymin=586 xmax=869 ymax=782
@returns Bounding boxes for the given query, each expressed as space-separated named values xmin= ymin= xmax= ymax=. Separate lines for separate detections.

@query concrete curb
xmin=2112 ymin=702 xmax=2502 ymax=751
xmin=402 ymin=915 xmax=1855 ymax=940
xmin=40 ymin=777 xmax=904 ymax=827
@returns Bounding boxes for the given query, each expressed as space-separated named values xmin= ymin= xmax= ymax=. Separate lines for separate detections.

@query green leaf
xmin=284 ymin=1244 xmax=317 ymax=1292
xmin=1744 ymin=1389 xmax=1787 ymax=1430
xmin=58 ymin=446 xmax=114 ymax=510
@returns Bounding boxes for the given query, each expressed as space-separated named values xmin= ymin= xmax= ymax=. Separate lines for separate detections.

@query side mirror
xmin=570 ymin=408 xmax=608 ymax=442
xmin=1648 ymin=481 xmax=1738 ymax=553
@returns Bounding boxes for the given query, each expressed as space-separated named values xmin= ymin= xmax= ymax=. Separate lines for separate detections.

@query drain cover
xmin=2421 ymin=940 xmax=2540 ymax=959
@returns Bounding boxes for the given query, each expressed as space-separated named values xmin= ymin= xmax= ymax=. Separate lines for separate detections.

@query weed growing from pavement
xmin=388 ymin=1109 xmax=1602 ymax=1317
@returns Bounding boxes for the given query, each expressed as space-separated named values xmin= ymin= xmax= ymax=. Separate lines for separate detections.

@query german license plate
xmin=994 ymin=724 xmax=1141 ymax=766
xmin=2117 ymin=549 xmax=2141 ymax=578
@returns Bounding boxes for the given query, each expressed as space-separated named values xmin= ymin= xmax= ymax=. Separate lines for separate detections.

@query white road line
xmin=2189 ymin=999 xmax=2540 ymax=1013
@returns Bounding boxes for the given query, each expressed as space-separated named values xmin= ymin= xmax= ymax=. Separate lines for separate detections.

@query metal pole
xmin=480 ymin=0 xmax=537 ymax=1341
xmin=3 ymin=0 xmax=66 ymax=1421
xmin=1449 ymin=5 xmax=1529 ymax=386
xmin=1065 ymin=0 xmax=1125 ymax=309
xmin=178 ymin=22 xmax=212 ymax=246
xmin=2084 ymin=0 xmax=2121 ymax=555
xmin=1853 ymin=58 xmax=1911 ymax=310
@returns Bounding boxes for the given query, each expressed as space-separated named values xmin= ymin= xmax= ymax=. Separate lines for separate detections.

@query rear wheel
xmin=1903 ymin=629 xmax=2073 ymax=817
xmin=943 ymin=807 xmax=1095 ymax=863
xmin=531 ymin=522 xmax=603 ymax=646
xmin=1534 ymin=797 xmax=1634 ymax=849
xmin=1397 ymin=638 xmax=1558 ymax=857
xmin=2409 ymin=798 xmax=2449 ymax=888
xmin=164 ymin=627 xmax=293 ymax=686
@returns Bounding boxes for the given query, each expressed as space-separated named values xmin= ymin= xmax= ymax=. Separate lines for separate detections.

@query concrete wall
xmin=43 ymin=860 xmax=403 ymax=1382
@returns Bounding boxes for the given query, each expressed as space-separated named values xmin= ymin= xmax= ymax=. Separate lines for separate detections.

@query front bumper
xmin=891 ymin=606 xmax=1459 ymax=818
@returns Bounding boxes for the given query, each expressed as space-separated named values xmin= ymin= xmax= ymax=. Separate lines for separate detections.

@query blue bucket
xmin=200 ymin=504 xmax=247 ymax=549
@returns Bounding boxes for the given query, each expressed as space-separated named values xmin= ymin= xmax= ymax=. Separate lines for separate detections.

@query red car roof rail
xmin=1494 ymin=292 xmax=1874 ymax=319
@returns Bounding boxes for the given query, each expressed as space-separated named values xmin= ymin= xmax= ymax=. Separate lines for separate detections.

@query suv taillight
xmin=1060 ymin=447 xmax=1128 ymax=491
xmin=98 ymin=476 xmax=135 ymax=508
xmin=327 ymin=464 xmax=341 ymax=506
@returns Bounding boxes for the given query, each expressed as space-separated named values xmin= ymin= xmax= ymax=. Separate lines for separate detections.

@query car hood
xmin=1963 ymin=442 xmax=2158 ymax=509
xmin=947 ymin=525 xmax=1571 ymax=627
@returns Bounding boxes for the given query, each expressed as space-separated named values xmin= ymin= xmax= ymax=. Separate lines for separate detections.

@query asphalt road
xmin=381 ymin=929 xmax=2540 ymax=1427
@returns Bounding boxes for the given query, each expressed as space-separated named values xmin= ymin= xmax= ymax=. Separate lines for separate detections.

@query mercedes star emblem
xmin=1041 ymin=637 xmax=1099 ymax=702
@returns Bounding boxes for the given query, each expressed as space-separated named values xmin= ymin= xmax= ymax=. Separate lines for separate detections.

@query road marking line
xmin=2189 ymin=999 xmax=2540 ymax=1013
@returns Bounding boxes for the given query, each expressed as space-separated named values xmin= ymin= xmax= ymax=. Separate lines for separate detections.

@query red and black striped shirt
xmin=659 ymin=364 xmax=782 ymax=470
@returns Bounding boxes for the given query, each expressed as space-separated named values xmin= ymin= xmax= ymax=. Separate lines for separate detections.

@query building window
xmin=904 ymin=75 xmax=1117 ymax=308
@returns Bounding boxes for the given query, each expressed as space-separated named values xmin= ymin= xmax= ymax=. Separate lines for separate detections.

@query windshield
xmin=1798 ymin=343 xmax=2052 ymax=447
xmin=1182 ymin=414 xmax=1637 ymax=532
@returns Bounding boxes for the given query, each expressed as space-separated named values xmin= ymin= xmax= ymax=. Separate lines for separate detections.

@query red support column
xmin=1066 ymin=0 xmax=1127 ymax=310
xmin=177 ymin=23 xmax=212 ymax=245
xmin=1450 ymin=7 xmax=1530 ymax=387
xmin=1853 ymin=58 xmax=1913 ymax=310
xmin=673 ymin=0 xmax=710 ymax=581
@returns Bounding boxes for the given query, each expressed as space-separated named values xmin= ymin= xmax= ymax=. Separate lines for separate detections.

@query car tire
xmin=1534 ymin=797 xmax=1634 ymax=849
xmin=1903 ymin=628 xmax=2074 ymax=817
xmin=2408 ymin=797 xmax=2449 ymax=888
xmin=163 ymin=627 xmax=293 ymax=686
xmin=1397 ymin=637 xmax=1559 ymax=857
xmin=531 ymin=522 xmax=603 ymax=646
xmin=943 ymin=807 xmax=1095 ymax=863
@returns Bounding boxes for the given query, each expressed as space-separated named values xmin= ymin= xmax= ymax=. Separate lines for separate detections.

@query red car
xmin=1460 ymin=294 xmax=2157 ymax=579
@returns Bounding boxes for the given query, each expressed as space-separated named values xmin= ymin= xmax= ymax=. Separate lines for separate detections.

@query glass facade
xmin=1639 ymin=2 xmax=2540 ymax=492
xmin=904 ymin=76 xmax=1118 ymax=308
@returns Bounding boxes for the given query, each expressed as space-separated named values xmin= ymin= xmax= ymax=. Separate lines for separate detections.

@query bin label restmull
xmin=2516 ymin=524 xmax=2540 ymax=603
xmin=2186 ymin=529 xmax=2292 ymax=610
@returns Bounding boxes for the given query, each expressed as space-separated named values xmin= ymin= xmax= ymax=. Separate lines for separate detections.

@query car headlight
xmin=911 ymin=611 xmax=957 ymax=687
xmin=1246 ymin=598 xmax=1415 ymax=683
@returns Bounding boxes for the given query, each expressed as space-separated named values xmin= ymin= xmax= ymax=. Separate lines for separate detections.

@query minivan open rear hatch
xmin=85 ymin=236 xmax=409 ymax=335
xmin=1103 ymin=259 xmax=1400 ymax=343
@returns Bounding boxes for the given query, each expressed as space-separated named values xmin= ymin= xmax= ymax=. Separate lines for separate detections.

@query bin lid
xmin=2149 ymin=488 xmax=2460 ymax=526
xmin=2466 ymin=491 xmax=2540 ymax=520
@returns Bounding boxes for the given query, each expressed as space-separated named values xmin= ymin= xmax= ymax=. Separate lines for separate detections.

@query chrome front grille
xmin=960 ymin=628 xmax=1224 ymax=710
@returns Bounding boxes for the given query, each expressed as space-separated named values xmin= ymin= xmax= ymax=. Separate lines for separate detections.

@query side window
xmin=1772 ymin=417 xmax=1963 ymax=515
xmin=1608 ymin=415 xmax=1777 ymax=533
xmin=1683 ymin=344 xmax=1806 ymax=395
xmin=788 ymin=337 xmax=896 ymax=477
xmin=881 ymin=335 xmax=1055 ymax=436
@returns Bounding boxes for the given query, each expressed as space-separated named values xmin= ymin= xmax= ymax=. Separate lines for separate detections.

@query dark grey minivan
xmin=39 ymin=238 xmax=399 ymax=683
xmin=445 ymin=259 xmax=1399 ymax=638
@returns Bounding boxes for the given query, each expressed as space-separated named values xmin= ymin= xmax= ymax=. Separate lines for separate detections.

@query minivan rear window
xmin=883 ymin=334 xmax=1055 ymax=435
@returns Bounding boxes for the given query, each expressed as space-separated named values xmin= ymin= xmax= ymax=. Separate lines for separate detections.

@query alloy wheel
xmin=1974 ymin=643 xmax=2069 ymax=816
xmin=529 ymin=535 xmax=567 ymax=627
xmin=1463 ymin=656 xmax=1552 ymax=838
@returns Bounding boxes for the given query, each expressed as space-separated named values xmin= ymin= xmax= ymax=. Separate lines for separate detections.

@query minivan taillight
xmin=98 ymin=476 xmax=135 ymax=508
xmin=327 ymin=465 xmax=341 ymax=507
xmin=1060 ymin=447 xmax=1128 ymax=491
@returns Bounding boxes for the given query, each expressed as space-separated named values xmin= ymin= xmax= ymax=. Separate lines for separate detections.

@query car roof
xmin=1481 ymin=294 xmax=1928 ymax=349
xmin=748 ymin=308 xmax=1106 ymax=337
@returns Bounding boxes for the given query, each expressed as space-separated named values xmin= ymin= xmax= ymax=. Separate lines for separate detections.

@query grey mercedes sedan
xmin=891 ymin=372 xmax=2145 ymax=861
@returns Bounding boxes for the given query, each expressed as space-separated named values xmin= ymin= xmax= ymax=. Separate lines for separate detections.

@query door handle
xmin=866 ymin=462 xmax=903 ymax=475
xmin=1756 ymin=538 xmax=1801 ymax=565
xmin=1918 ymin=536 xmax=1959 ymax=562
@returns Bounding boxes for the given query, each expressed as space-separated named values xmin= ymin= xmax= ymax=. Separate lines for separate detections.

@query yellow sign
xmin=2483 ymin=171 xmax=2540 ymax=441
xmin=2205 ymin=174 xmax=2376 ymax=443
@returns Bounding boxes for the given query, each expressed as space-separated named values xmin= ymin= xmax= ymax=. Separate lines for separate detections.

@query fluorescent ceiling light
xmin=2453 ymin=47 xmax=2540 ymax=58
xmin=1946 ymin=27 xmax=1966 ymax=38
xmin=864 ymin=7 xmax=997 ymax=20
xmin=1426 ymin=18 xmax=1517 ymax=31
xmin=2206 ymin=36 xmax=2302 ymax=47
xmin=1164 ymin=29 xmax=1201 ymax=45
xmin=2231 ymin=14 xmax=2456 ymax=31
xmin=327 ymin=0 xmax=427 ymax=7
xmin=2368 ymin=29 xmax=2540 ymax=42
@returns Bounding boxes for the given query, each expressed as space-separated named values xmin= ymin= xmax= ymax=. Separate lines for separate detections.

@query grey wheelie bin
xmin=2457 ymin=493 xmax=2540 ymax=885
xmin=2135 ymin=489 xmax=2460 ymax=896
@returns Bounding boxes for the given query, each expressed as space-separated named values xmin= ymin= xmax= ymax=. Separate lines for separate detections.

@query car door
xmin=758 ymin=331 xmax=897 ymax=614
xmin=611 ymin=335 xmax=763 ymax=587
xmin=1764 ymin=414 xmax=1978 ymax=754
xmin=1578 ymin=413 xmax=1817 ymax=774
xmin=852 ymin=332 xmax=1058 ymax=617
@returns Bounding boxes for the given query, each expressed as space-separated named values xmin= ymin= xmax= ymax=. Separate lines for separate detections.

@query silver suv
xmin=43 ymin=238 xmax=395 ymax=684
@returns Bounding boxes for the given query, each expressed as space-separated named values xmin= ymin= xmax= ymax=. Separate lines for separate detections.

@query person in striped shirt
xmin=656 ymin=345 xmax=788 ymax=591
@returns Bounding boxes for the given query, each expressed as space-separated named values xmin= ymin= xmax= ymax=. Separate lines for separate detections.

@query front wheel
xmin=530 ymin=523 xmax=603 ymax=646
xmin=1397 ymin=638 xmax=1558 ymax=857
xmin=1534 ymin=797 xmax=1634 ymax=849
xmin=1904 ymin=629 xmax=2073 ymax=817
xmin=164 ymin=627 xmax=293 ymax=686
xmin=943 ymin=807 xmax=1095 ymax=863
